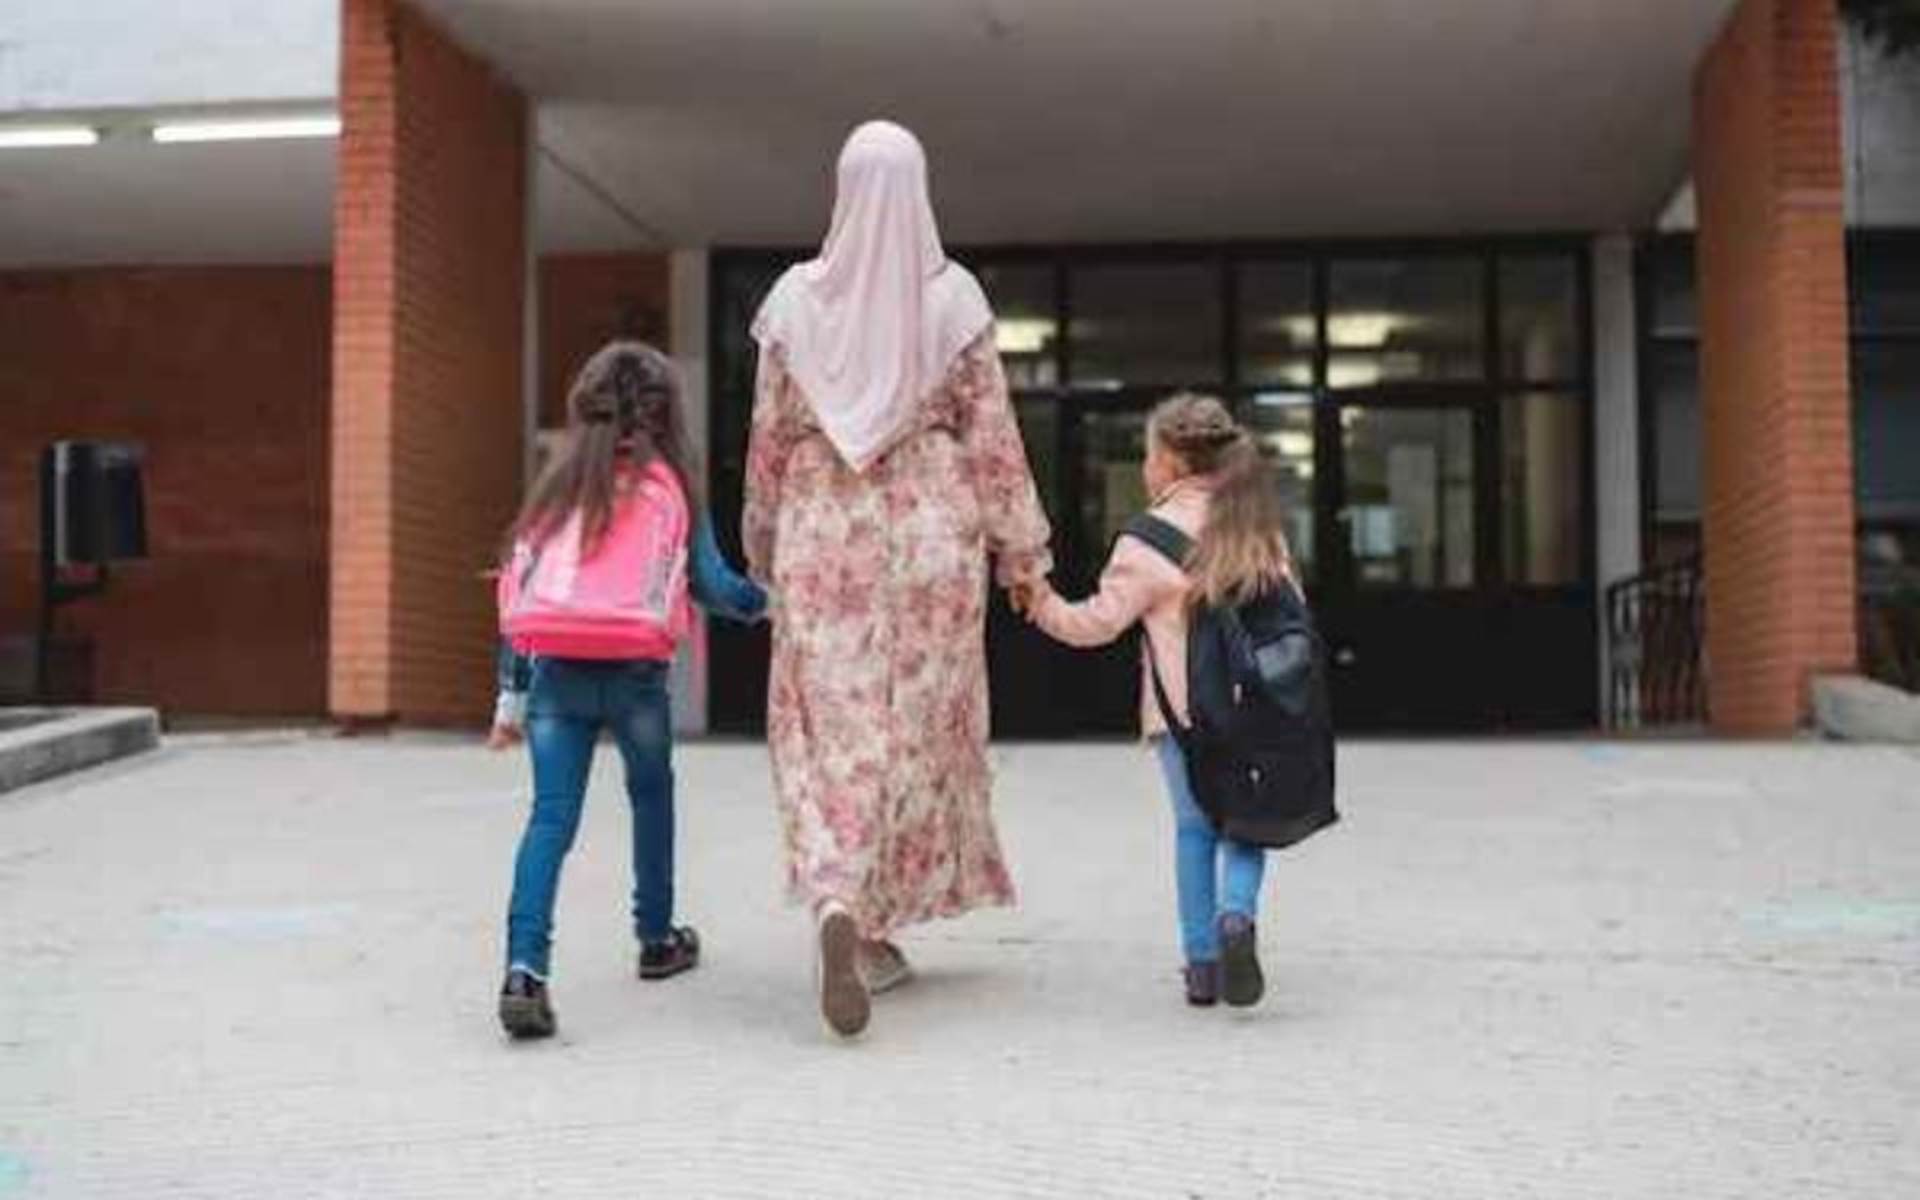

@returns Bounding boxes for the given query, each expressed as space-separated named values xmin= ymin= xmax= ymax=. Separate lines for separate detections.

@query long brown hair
xmin=1147 ymin=393 xmax=1292 ymax=607
xmin=511 ymin=341 xmax=698 ymax=554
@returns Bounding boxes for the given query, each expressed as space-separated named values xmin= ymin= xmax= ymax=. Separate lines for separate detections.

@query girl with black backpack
xmin=1016 ymin=393 xmax=1320 ymax=1009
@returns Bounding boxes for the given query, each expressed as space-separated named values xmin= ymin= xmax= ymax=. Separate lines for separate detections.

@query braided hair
xmin=512 ymin=340 xmax=698 ymax=554
xmin=1146 ymin=393 xmax=1292 ymax=607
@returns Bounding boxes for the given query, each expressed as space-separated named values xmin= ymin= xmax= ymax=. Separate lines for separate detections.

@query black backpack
xmin=1124 ymin=513 xmax=1338 ymax=850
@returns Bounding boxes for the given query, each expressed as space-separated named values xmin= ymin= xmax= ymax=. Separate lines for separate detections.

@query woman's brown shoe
xmin=817 ymin=907 xmax=870 ymax=1037
xmin=859 ymin=939 xmax=913 ymax=995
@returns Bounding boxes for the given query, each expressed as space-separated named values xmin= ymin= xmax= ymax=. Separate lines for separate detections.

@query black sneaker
xmin=1218 ymin=913 xmax=1265 ymax=1008
xmin=499 ymin=968 xmax=556 ymax=1040
xmin=1184 ymin=961 xmax=1220 ymax=1008
xmin=637 ymin=926 xmax=701 ymax=981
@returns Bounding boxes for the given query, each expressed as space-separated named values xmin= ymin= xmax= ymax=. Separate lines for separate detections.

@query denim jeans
xmin=506 ymin=658 xmax=674 ymax=977
xmin=1154 ymin=735 xmax=1266 ymax=965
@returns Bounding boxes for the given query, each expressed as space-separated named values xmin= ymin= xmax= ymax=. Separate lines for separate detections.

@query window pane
xmin=1341 ymin=406 xmax=1475 ymax=587
xmin=1237 ymin=261 xmax=1315 ymax=388
xmin=1243 ymin=391 xmax=1317 ymax=582
xmin=977 ymin=262 xmax=1059 ymax=389
xmin=1502 ymin=393 xmax=1584 ymax=585
xmin=1327 ymin=257 xmax=1483 ymax=388
xmin=1852 ymin=238 xmax=1920 ymax=335
xmin=1651 ymin=343 xmax=1702 ymax=521
xmin=1077 ymin=410 xmax=1151 ymax=573
xmin=1069 ymin=262 xmax=1222 ymax=388
xmin=713 ymin=258 xmax=795 ymax=399
xmin=1854 ymin=343 xmax=1920 ymax=521
xmin=1647 ymin=239 xmax=1697 ymax=337
xmin=1499 ymin=255 xmax=1580 ymax=382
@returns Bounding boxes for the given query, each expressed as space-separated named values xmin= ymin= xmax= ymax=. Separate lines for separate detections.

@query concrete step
xmin=0 ymin=707 xmax=160 ymax=793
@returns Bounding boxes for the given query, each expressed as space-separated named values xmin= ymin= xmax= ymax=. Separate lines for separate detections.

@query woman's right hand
xmin=486 ymin=723 xmax=523 ymax=751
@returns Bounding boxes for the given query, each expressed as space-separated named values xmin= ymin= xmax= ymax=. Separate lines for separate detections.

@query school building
xmin=1 ymin=0 xmax=1915 ymax=737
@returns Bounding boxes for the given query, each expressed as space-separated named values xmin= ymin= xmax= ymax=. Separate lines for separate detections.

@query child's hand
xmin=488 ymin=691 xmax=527 ymax=750
xmin=1009 ymin=577 xmax=1055 ymax=619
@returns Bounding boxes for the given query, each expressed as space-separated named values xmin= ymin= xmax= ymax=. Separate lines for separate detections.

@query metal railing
xmin=1860 ymin=568 xmax=1920 ymax=695
xmin=1605 ymin=554 xmax=1707 ymax=730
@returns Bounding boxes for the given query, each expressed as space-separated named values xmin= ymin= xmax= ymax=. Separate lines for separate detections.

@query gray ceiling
xmin=420 ymin=0 xmax=1741 ymax=246
xmin=1 ymin=0 xmax=1759 ymax=265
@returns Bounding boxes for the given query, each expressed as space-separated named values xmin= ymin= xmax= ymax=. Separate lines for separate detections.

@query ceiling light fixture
xmin=150 ymin=115 xmax=341 ymax=144
xmin=0 ymin=125 xmax=101 ymax=149
xmin=994 ymin=317 xmax=1056 ymax=356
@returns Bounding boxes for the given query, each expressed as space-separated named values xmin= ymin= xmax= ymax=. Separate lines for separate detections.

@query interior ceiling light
xmin=150 ymin=115 xmax=341 ymax=144
xmin=994 ymin=317 xmax=1056 ymax=356
xmin=0 ymin=126 xmax=101 ymax=149
xmin=1277 ymin=313 xmax=1407 ymax=350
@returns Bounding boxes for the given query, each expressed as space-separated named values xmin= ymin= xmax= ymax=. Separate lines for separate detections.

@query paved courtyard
xmin=0 ymin=734 xmax=1916 ymax=1198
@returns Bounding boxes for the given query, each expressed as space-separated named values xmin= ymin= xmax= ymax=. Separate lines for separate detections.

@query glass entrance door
xmin=1322 ymin=397 xmax=1500 ymax=729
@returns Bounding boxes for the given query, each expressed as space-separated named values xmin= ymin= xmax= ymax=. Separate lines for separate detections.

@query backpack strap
xmin=1119 ymin=512 xmax=1195 ymax=571
xmin=1118 ymin=513 xmax=1197 ymax=745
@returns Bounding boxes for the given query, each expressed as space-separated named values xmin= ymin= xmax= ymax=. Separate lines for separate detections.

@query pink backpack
xmin=498 ymin=461 xmax=692 ymax=661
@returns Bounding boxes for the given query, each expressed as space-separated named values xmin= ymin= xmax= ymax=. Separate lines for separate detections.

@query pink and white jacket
xmin=1032 ymin=478 xmax=1214 ymax=737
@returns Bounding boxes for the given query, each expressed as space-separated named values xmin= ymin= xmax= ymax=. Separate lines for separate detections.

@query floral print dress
xmin=743 ymin=333 xmax=1053 ymax=937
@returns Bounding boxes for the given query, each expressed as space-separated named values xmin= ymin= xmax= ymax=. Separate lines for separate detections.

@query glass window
xmin=977 ymin=262 xmax=1059 ymax=389
xmin=1502 ymin=393 xmax=1584 ymax=585
xmin=1499 ymin=255 xmax=1580 ymax=383
xmin=1077 ymin=410 xmax=1151 ymax=572
xmin=1853 ymin=343 xmax=1920 ymax=521
xmin=1851 ymin=239 xmax=1920 ymax=335
xmin=1651 ymin=344 xmax=1702 ymax=521
xmin=1068 ymin=261 xmax=1222 ymax=388
xmin=1646 ymin=239 xmax=1697 ymax=338
xmin=1243 ymin=392 xmax=1317 ymax=581
xmin=1340 ymin=406 xmax=1476 ymax=587
xmin=1237 ymin=261 xmax=1316 ymax=388
xmin=712 ymin=258 xmax=794 ymax=399
xmin=1327 ymin=257 xmax=1483 ymax=388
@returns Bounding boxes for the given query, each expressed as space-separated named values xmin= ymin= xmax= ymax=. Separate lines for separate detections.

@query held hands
xmin=1007 ymin=575 xmax=1058 ymax=622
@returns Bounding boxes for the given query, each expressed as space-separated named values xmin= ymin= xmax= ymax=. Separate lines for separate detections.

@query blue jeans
xmin=1154 ymin=736 xmax=1266 ymax=965
xmin=506 ymin=658 xmax=675 ymax=977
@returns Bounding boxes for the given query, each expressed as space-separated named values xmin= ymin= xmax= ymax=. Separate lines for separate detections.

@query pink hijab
xmin=752 ymin=120 xmax=993 ymax=472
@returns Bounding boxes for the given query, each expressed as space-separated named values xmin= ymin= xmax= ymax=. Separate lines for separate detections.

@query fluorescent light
xmin=1273 ymin=312 xmax=1407 ymax=349
xmin=1328 ymin=360 xmax=1383 ymax=389
xmin=1254 ymin=390 xmax=1313 ymax=409
xmin=1328 ymin=313 xmax=1400 ymax=349
xmin=151 ymin=115 xmax=340 ymax=144
xmin=0 ymin=125 xmax=100 ymax=149
xmin=994 ymin=317 xmax=1056 ymax=355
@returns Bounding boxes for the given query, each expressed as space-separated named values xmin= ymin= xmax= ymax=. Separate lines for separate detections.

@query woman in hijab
xmin=743 ymin=120 xmax=1053 ymax=1038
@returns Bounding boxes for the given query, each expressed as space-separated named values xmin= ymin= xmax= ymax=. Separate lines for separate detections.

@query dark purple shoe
xmin=1218 ymin=913 xmax=1265 ymax=1008
xmin=638 ymin=926 xmax=701 ymax=981
xmin=1185 ymin=961 xmax=1220 ymax=1007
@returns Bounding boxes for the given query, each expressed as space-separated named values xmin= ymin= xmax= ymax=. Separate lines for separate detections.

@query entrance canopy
xmin=415 ymin=0 xmax=1739 ymax=245
xmin=0 ymin=0 xmax=1742 ymax=265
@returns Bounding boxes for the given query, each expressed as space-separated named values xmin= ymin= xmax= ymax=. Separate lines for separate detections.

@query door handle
xmin=1334 ymin=647 xmax=1357 ymax=667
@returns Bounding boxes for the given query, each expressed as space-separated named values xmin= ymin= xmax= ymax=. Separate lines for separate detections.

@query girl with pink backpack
xmin=490 ymin=340 xmax=766 ymax=1040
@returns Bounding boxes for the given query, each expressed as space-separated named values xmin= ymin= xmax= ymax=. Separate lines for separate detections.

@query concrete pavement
xmin=0 ymin=734 xmax=1916 ymax=1198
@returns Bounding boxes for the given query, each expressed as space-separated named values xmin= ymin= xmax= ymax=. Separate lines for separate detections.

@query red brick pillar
xmin=1693 ymin=0 xmax=1856 ymax=735
xmin=331 ymin=0 xmax=527 ymax=725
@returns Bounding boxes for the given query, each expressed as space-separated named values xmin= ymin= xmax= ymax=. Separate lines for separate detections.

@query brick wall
xmin=332 ymin=0 xmax=528 ymax=724
xmin=1693 ymin=0 xmax=1857 ymax=733
xmin=538 ymin=254 xmax=671 ymax=429
xmin=0 ymin=267 xmax=331 ymax=717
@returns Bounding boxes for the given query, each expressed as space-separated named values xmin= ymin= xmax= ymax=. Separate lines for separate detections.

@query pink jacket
xmin=1032 ymin=479 xmax=1213 ymax=737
